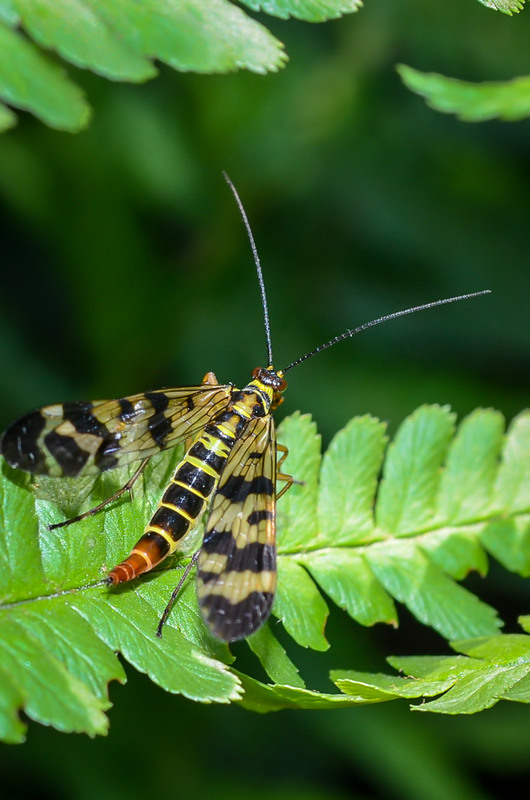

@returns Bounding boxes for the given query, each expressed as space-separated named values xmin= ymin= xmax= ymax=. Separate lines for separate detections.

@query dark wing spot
xmin=118 ymin=398 xmax=136 ymax=421
xmin=148 ymin=413 xmax=173 ymax=447
xmin=1 ymin=411 xmax=47 ymax=473
xmin=63 ymin=402 xmax=109 ymax=437
xmin=201 ymin=528 xmax=234 ymax=555
xmin=200 ymin=537 xmax=275 ymax=573
xmin=218 ymin=474 xmax=273 ymax=502
xmin=199 ymin=592 xmax=275 ymax=642
xmin=228 ymin=542 xmax=276 ymax=573
xmin=44 ymin=431 xmax=91 ymax=477
xmin=94 ymin=440 xmax=120 ymax=471
xmin=247 ymin=509 xmax=272 ymax=526
xmin=144 ymin=392 xmax=170 ymax=414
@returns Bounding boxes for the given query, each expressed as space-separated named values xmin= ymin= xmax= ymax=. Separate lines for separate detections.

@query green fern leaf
xmin=0 ymin=99 xmax=16 ymax=132
xmin=0 ymin=21 xmax=91 ymax=131
xmin=0 ymin=447 xmax=242 ymax=743
xmin=476 ymin=0 xmax=525 ymax=14
xmin=1 ymin=405 xmax=528 ymax=738
xmin=241 ymin=0 xmax=363 ymax=22
xmin=333 ymin=622 xmax=530 ymax=714
xmin=276 ymin=407 xmax=525 ymax=648
xmin=0 ymin=0 xmax=362 ymax=131
xmin=238 ymin=622 xmax=530 ymax=714
xmin=398 ymin=65 xmax=530 ymax=123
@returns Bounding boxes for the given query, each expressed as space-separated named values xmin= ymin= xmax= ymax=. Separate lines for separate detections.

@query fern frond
xmin=1 ymin=405 xmax=528 ymax=739
xmin=476 ymin=0 xmax=525 ymax=14
xmin=398 ymin=65 xmax=530 ymax=123
xmin=333 ymin=617 xmax=530 ymax=714
xmin=0 ymin=0 xmax=363 ymax=131
xmin=236 ymin=621 xmax=530 ymax=713
xmin=275 ymin=408 xmax=530 ymax=651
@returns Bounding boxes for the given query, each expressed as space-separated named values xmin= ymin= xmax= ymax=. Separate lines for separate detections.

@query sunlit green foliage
xmin=1 ymin=407 xmax=528 ymax=739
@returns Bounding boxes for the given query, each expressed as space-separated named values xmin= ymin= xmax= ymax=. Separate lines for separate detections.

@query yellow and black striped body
xmin=106 ymin=414 xmax=241 ymax=584
xmin=108 ymin=367 xmax=284 ymax=641
xmin=1 ymin=367 xmax=286 ymax=641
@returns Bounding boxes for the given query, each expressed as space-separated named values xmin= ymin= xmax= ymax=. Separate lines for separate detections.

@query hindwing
xmin=1 ymin=385 xmax=233 ymax=478
xmin=197 ymin=415 xmax=277 ymax=641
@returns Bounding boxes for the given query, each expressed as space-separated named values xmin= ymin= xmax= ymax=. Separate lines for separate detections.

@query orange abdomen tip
xmin=108 ymin=551 xmax=151 ymax=585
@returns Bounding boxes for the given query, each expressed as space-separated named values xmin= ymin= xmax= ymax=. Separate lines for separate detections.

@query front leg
xmin=276 ymin=443 xmax=295 ymax=500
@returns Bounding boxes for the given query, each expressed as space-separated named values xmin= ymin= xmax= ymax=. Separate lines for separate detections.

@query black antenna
xmin=281 ymin=290 xmax=491 ymax=373
xmin=223 ymin=172 xmax=274 ymax=367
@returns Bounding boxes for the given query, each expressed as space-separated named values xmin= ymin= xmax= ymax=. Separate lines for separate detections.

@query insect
xmin=0 ymin=175 xmax=490 ymax=642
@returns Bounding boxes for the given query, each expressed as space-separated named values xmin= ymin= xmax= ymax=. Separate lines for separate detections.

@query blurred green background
xmin=1 ymin=1 xmax=530 ymax=798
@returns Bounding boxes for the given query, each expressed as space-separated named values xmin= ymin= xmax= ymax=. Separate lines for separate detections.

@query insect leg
xmin=276 ymin=443 xmax=295 ymax=499
xmin=156 ymin=550 xmax=200 ymax=637
xmin=48 ymin=457 xmax=150 ymax=531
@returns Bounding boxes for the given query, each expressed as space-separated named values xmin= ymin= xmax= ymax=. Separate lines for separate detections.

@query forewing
xmin=1 ymin=385 xmax=232 ymax=478
xmin=197 ymin=416 xmax=277 ymax=642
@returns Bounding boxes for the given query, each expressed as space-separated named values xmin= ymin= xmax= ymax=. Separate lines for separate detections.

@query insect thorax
xmin=236 ymin=366 xmax=287 ymax=416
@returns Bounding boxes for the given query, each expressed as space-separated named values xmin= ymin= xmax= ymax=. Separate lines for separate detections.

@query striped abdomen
xmin=108 ymin=411 xmax=247 ymax=584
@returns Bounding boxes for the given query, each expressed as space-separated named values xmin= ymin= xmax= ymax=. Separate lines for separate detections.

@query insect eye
xmin=251 ymin=367 xmax=264 ymax=380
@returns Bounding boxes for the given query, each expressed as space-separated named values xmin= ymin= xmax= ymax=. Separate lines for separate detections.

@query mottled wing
xmin=197 ymin=415 xmax=277 ymax=642
xmin=1 ymin=385 xmax=232 ymax=478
